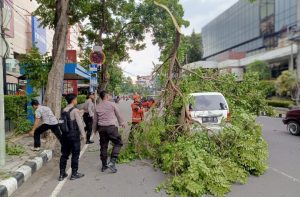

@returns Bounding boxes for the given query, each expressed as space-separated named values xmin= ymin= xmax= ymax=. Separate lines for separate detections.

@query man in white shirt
xmin=29 ymin=100 xmax=62 ymax=151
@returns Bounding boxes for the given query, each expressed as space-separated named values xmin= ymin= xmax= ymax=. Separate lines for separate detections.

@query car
xmin=283 ymin=108 xmax=300 ymax=135
xmin=189 ymin=92 xmax=230 ymax=132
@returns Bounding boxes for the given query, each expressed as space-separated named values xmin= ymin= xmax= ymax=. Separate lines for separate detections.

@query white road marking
xmin=49 ymin=134 xmax=95 ymax=197
xmin=270 ymin=167 xmax=300 ymax=184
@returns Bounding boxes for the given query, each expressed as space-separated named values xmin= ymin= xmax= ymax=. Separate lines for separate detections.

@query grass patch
xmin=6 ymin=144 xmax=25 ymax=156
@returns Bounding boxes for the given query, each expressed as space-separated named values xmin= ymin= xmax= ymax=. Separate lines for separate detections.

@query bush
xmin=61 ymin=94 xmax=86 ymax=109
xmin=247 ymin=60 xmax=271 ymax=80
xmin=260 ymin=80 xmax=276 ymax=98
xmin=4 ymin=95 xmax=27 ymax=120
xmin=4 ymin=95 xmax=32 ymax=134
xmin=266 ymin=100 xmax=295 ymax=108
xmin=77 ymin=95 xmax=86 ymax=104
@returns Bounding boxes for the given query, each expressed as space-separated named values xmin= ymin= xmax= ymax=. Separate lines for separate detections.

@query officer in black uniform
xmin=59 ymin=94 xmax=86 ymax=181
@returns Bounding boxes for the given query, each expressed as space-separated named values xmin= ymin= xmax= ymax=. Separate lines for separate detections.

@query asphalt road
xmin=12 ymin=101 xmax=300 ymax=197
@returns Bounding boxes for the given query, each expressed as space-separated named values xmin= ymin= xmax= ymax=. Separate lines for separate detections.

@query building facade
xmin=0 ymin=0 xmax=84 ymax=95
xmin=202 ymin=0 xmax=298 ymax=61
xmin=136 ymin=75 xmax=153 ymax=88
xmin=200 ymin=0 xmax=300 ymax=79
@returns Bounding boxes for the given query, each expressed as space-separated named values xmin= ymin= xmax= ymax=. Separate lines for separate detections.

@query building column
xmin=297 ymin=42 xmax=300 ymax=78
xmin=289 ymin=44 xmax=294 ymax=71
xmin=297 ymin=0 xmax=300 ymax=78
xmin=298 ymin=0 xmax=300 ymax=23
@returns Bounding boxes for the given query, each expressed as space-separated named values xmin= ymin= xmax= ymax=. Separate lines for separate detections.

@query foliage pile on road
xmin=119 ymin=71 xmax=270 ymax=197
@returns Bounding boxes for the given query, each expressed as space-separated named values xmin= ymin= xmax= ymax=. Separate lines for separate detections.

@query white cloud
xmin=122 ymin=0 xmax=239 ymax=77
xmin=120 ymin=34 xmax=160 ymax=77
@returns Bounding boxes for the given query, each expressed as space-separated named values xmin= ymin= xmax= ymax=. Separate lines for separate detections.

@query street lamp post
xmin=0 ymin=0 xmax=5 ymax=166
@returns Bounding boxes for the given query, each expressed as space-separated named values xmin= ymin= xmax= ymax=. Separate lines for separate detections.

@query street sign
xmin=89 ymin=64 xmax=97 ymax=73
xmin=93 ymin=45 xmax=102 ymax=52
xmin=89 ymin=51 xmax=105 ymax=64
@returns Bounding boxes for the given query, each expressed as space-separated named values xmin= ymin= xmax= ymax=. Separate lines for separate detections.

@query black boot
xmin=107 ymin=157 xmax=118 ymax=173
xmin=101 ymin=159 xmax=108 ymax=172
xmin=70 ymin=170 xmax=84 ymax=180
xmin=86 ymin=140 xmax=94 ymax=144
xmin=58 ymin=170 xmax=68 ymax=181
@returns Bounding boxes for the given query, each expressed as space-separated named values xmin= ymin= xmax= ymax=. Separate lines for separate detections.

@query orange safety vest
xmin=131 ymin=102 xmax=144 ymax=123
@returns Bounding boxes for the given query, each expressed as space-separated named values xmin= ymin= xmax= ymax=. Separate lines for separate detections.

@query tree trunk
xmin=99 ymin=64 xmax=108 ymax=92
xmin=98 ymin=0 xmax=109 ymax=92
xmin=43 ymin=0 xmax=70 ymax=147
xmin=163 ymin=30 xmax=182 ymax=109
xmin=44 ymin=0 xmax=70 ymax=116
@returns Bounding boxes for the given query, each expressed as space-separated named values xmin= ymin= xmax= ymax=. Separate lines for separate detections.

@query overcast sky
xmin=121 ymin=0 xmax=239 ymax=78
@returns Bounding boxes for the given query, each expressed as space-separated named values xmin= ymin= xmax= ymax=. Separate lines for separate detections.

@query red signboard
xmin=63 ymin=80 xmax=78 ymax=95
xmin=66 ymin=50 xmax=77 ymax=63
xmin=89 ymin=51 xmax=105 ymax=64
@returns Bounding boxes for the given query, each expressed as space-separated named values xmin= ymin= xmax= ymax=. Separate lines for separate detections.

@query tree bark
xmin=44 ymin=0 xmax=70 ymax=117
xmin=97 ymin=0 xmax=108 ymax=92
xmin=164 ymin=30 xmax=182 ymax=109
xmin=99 ymin=64 xmax=108 ymax=92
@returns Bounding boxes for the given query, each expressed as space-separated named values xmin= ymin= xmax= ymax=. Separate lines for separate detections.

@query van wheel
xmin=287 ymin=121 xmax=300 ymax=136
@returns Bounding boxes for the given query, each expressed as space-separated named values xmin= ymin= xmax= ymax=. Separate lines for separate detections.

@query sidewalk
xmin=0 ymin=133 xmax=55 ymax=197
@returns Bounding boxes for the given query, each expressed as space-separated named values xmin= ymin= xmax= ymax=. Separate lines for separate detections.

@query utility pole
xmin=0 ymin=0 xmax=5 ymax=166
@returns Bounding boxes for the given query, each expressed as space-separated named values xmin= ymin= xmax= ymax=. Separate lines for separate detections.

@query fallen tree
xmin=119 ymin=2 xmax=271 ymax=196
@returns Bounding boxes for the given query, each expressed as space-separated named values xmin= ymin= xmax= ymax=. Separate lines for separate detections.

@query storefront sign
xmin=32 ymin=16 xmax=47 ymax=54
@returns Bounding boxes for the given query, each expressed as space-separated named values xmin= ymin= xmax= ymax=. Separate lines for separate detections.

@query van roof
xmin=190 ymin=92 xmax=224 ymax=96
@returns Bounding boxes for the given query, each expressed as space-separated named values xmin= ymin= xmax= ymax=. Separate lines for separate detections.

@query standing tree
xmin=35 ymin=0 xmax=95 ymax=116
xmin=247 ymin=60 xmax=271 ymax=80
xmin=35 ymin=0 xmax=70 ymax=117
xmin=184 ymin=30 xmax=203 ymax=64
xmin=275 ymin=70 xmax=299 ymax=98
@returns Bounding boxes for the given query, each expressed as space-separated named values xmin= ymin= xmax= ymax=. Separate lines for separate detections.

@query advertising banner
xmin=32 ymin=16 xmax=47 ymax=54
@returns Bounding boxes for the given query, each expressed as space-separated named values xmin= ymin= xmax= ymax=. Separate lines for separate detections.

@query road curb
xmin=0 ymin=150 xmax=53 ymax=197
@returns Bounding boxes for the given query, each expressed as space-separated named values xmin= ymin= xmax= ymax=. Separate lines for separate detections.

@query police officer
xmin=83 ymin=92 xmax=95 ymax=144
xmin=59 ymin=94 xmax=86 ymax=181
xmin=93 ymin=91 xmax=126 ymax=173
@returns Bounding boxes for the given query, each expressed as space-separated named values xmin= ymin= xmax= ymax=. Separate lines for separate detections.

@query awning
xmin=6 ymin=71 xmax=22 ymax=84
xmin=64 ymin=63 xmax=90 ymax=80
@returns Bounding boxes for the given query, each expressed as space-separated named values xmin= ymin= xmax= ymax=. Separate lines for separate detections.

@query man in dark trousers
xmin=83 ymin=92 xmax=95 ymax=144
xmin=59 ymin=94 xmax=86 ymax=181
xmin=93 ymin=91 xmax=126 ymax=173
xmin=29 ymin=100 xmax=62 ymax=151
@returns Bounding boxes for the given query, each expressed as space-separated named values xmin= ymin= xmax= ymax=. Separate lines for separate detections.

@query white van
xmin=189 ymin=92 xmax=230 ymax=131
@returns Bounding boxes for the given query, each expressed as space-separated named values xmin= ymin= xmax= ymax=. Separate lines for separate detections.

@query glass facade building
xmin=202 ymin=0 xmax=298 ymax=60
xmin=275 ymin=0 xmax=297 ymax=32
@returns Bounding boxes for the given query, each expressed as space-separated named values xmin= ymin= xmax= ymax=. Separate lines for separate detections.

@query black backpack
xmin=59 ymin=107 xmax=75 ymax=134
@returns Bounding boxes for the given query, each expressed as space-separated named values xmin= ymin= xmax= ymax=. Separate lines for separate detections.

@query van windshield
xmin=191 ymin=95 xmax=227 ymax=111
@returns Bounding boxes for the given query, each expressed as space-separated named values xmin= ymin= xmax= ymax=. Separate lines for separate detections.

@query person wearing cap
xmin=83 ymin=92 xmax=95 ymax=144
xmin=29 ymin=100 xmax=62 ymax=151
xmin=92 ymin=91 xmax=126 ymax=173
